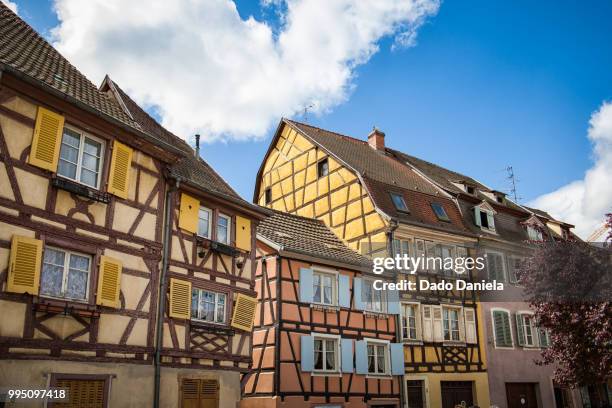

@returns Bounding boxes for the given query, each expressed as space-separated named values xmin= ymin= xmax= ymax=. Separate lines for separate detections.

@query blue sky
xmin=10 ymin=0 xmax=612 ymax=209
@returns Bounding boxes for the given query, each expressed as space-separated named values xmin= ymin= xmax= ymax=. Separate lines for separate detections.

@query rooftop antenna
xmin=506 ymin=165 xmax=521 ymax=202
xmin=302 ymin=103 xmax=314 ymax=122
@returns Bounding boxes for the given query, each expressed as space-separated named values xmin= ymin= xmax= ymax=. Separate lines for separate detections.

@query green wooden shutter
xmin=474 ymin=207 xmax=482 ymax=227
xmin=494 ymin=310 xmax=512 ymax=347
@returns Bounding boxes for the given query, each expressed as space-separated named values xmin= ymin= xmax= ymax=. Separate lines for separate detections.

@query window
xmin=317 ymin=158 xmax=329 ymax=178
xmin=466 ymin=185 xmax=475 ymax=195
xmin=440 ymin=245 xmax=455 ymax=276
xmin=191 ymin=288 xmax=226 ymax=324
xmin=314 ymin=335 xmax=339 ymax=372
xmin=366 ymin=340 xmax=389 ymax=375
xmin=507 ymin=256 xmax=523 ymax=284
xmin=496 ymin=195 xmax=504 ymax=203
xmin=538 ymin=327 xmax=551 ymax=348
xmin=486 ymin=252 xmax=506 ymax=282
xmin=264 ymin=188 xmax=272 ymax=205
xmin=393 ymin=238 xmax=411 ymax=257
xmin=313 ymin=270 xmax=336 ymax=306
xmin=492 ymin=309 xmax=513 ymax=348
xmin=57 ymin=126 xmax=104 ymax=188
xmin=40 ymin=247 xmax=91 ymax=301
xmin=479 ymin=211 xmax=489 ymax=228
xmin=363 ymin=278 xmax=386 ymax=313
xmin=50 ymin=375 xmax=109 ymax=408
xmin=475 ymin=206 xmax=495 ymax=230
xmin=443 ymin=307 xmax=461 ymax=341
xmin=401 ymin=303 xmax=420 ymax=340
xmin=390 ymin=193 xmax=408 ymax=212
xmin=198 ymin=206 xmax=212 ymax=239
xmin=217 ymin=213 xmax=231 ymax=244
xmin=519 ymin=313 xmax=537 ymax=347
xmin=431 ymin=203 xmax=450 ymax=222
xmin=527 ymin=225 xmax=543 ymax=241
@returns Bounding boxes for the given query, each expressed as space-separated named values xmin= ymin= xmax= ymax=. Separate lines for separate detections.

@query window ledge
xmin=365 ymin=373 xmax=392 ymax=379
xmin=32 ymin=297 xmax=100 ymax=318
xmin=52 ymin=176 xmax=110 ymax=204
xmin=402 ymin=339 xmax=423 ymax=345
xmin=311 ymin=371 xmax=342 ymax=377
xmin=311 ymin=304 xmax=339 ymax=312
xmin=443 ymin=341 xmax=467 ymax=347
xmin=363 ymin=311 xmax=390 ymax=319
xmin=189 ymin=320 xmax=234 ymax=335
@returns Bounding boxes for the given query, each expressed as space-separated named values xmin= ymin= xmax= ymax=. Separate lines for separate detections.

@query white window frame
xmin=485 ymin=250 xmax=507 ymax=282
xmin=191 ymin=288 xmax=227 ymax=324
xmin=312 ymin=268 xmax=338 ymax=307
xmin=507 ymin=255 xmax=524 ymax=284
xmin=431 ymin=202 xmax=450 ymax=221
xmin=401 ymin=302 xmax=421 ymax=342
xmin=216 ymin=213 xmax=231 ymax=244
xmin=537 ymin=326 xmax=551 ymax=348
xmin=518 ymin=311 xmax=538 ymax=348
xmin=491 ymin=307 xmax=514 ymax=349
xmin=57 ymin=124 xmax=105 ymax=189
xmin=363 ymin=277 xmax=387 ymax=313
xmin=312 ymin=333 xmax=340 ymax=374
xmin=197 ymin=206 xmax=212 ymax=239
xmin=390 ymin=193 xmax=408 ymax=212
xmin=442 ymin=305 xmax=463 ymax=342
xmin=365 ymin=338 xmax=391 ymax=376
xmin=393 ymin=237 xmax=412 ymax=258
xmin=40 ymin=246 xmax=91 ymax=302
xmin=527 ymin=225 xmax=543 ymax=241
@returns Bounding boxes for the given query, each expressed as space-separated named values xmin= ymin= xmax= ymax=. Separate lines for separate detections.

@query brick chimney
xmin=368 ymin=127 xmax=385 ymax=151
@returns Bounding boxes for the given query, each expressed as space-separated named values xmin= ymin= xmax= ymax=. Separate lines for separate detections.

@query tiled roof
xmin=258 ymin=211 xmax=372 ymax=269
xmin=102 ymin=78 xmax=247 ymax=202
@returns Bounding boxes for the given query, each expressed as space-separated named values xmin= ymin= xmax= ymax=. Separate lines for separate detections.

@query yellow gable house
xmin=254 ymin=119 xmax=491 ymax=408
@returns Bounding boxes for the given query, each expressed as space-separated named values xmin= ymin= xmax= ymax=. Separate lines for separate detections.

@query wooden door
xmin=506 ymin=383 xmax=538 ymax=408
xmin=441 ymin=381 xmax=473 ymax=408
xmin=406 ymin=380 xmax=425 ymax=408
xmin=180 ymin=378 xmax=219 ymax=408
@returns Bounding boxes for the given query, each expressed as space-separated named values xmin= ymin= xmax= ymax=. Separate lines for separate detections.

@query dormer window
xmin=527 ymin=225 xmax=543 ymax=241
xmin=474 ymin=204 xmax=495 ymax=231
xmin=466 ymin=186 xmax=475 ymax=195
xmin=496 ymin=195 xmax=504 ymax=204
xmin=390 ymin=193 xmax=408 ymax=212
xmin=431 ymin=203 xmax=450 ymax=222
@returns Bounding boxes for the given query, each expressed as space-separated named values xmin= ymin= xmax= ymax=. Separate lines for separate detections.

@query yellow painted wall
xmin=257 ymin=124 xmax=387 ymax=254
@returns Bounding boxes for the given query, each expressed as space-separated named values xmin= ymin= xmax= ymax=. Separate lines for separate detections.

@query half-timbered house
xmin=242 ymin=211 xmax=404 ymax=408
xmin=0 ymin=5 xmax=264 ymax=407
xmin=253 ymin=120 xmax=491 ymax=408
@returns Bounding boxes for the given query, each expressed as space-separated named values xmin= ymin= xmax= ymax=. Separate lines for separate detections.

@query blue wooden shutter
xmin=390 ymin=343 xmax=404 ymax=375
xmin=338 ymin=274 xmax=350 ymax=308
xmin=355 ymin=340 xmax=368 ymax=374
xmin=299 ymin=268 xmax=313 ymax=304
xmin=353 ymin=277 xmax=364 ymax=310
xmin=300 ymin=335 xmax=314 ymax=372
xmin=487 ymin=212 xmax=495 ymax=230
xmin=341 ymin=338 xmax=353 ymax=373
xmin=387 ymin=287 xmax=400 ymax=314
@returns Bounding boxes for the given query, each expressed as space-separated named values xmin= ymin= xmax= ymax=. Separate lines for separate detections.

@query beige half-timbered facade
xmin=0 ymin=5 xmax=265 ymax=407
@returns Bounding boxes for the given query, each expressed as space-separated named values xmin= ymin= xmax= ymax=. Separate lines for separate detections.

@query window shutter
xmin=235 ymin=216 xmax=251 ymax=251
xmin=432 ymin=306 xmax=443 ymax=342
xmin=421 ymin=305 xmax=433 ymax=342
xmin=55 ymin=379 xmax=105 ymax=407
xmin=300 ymin=335 xmax=314 ymax=372
xmin=464 ymin=308 xmax=477 ymax=344
xmin=458 ymin=307 xmax=466 ymax=341
xmin=7 ymin=235 xmax=43 ymax=294
xmin=338 ymin=274 xmax=350 ymax=308
xmin=355 ymin=340 xmax=368 ymax=374
xmin=107 ymin=140 xmax=133 ymax=199
xmin=515 ymin=314 xmax=526 ymax=346
xmin=390 ymin=343 xmax=405 ymax=375
xmin=169 ymin=278 xmax=192 ymax=319
xmin=96 ymin=256 xmax=122 ymax=308
xmin=538 ymin=328 xmax=549 ymax=348
xmin=181 ymin=378 xmax=199 ymax=406
xmin=178 ymin=193 xmax=200 ymax=234
xmin=28 ymin=107 xmax=64 ymax=171
xmin=200 ymin=379 xmax=219 ymax=408
xmin=487 ymin=212 xmax=495 ymax=230
xmin=493 ymin=310 xmax=512 ymax=347
xmin=387 ymin=287 xmax=400 ymax=314
xmin=474 ymin=207 xmax=482 ymax=227
xmin=341 ymin=338 xmax=354 ymax=373
xmin=353 ymin=277 xmax=364 ymax=310
xmin=231 ymin=293 xmax=257 ymax=332
xmin=299 ymin=268 xmax=313 ymax=304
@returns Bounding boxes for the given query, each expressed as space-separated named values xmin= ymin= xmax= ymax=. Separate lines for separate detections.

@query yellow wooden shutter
xmin=235 ymin=215 xmax=251 ymax=252
xmin=178 ymin=193 xmax=199 ymax=234
xmin=55 ymin=379 xmax=105 ymax=407
xmin=29 ymin=107 xmax=64 ymax=171
xmin=7 ymin=235 xmax=42 ymax=294
xmin=230 ymin=293 xmax=257 ymax=332
xmin=169 ymin=278 xmax=192 ymax=319
xmin=200 ymin=379 xmax=219 ymax=408
xmin=96 ymin=256 xmax=122 ymax=308
xmin=107 ymin=140 xmax=133 ymax=199
xmin=180 ymin=379 xmax=200 ymax=408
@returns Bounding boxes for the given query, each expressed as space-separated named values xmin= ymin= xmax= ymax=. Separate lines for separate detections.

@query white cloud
xmin=529 ymin=101 xmax=612 ymax=239
xmin=2 ymin=0 xmax=18 ymax=14
xmin=50 ymin=0 xmax=440 ymax=141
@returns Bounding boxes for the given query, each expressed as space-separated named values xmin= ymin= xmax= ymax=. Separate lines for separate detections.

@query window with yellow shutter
xmin=40 ymin=247 xmax=92 ymax=302
xmin=57 ymin=125 xmax=105 ymax=189
xmin=169 ymin=278 xmax=192 ymax=319
xmin=179 ymin=193 xmax=200 ymax=234
xmin=230 ymin=293 xmax=257 ymax=332
xmin=96 ymin=256 xmax=122 ymax=308
xmin=7 ymin=235 xmax=43 ymax=294
xmin=107 ymin=140 xmax=133 ymax=199
xmin=29 ymin=107 xmax=65 ymax=172
xmin=235 ymin=215 xmax=251 ymax=252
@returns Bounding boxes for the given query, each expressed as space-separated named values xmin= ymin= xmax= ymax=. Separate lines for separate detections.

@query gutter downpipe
xmin=387 ymin=221 xmax=405 ymax=408
xmin=154 ymin=176 xmax=180 ymax=408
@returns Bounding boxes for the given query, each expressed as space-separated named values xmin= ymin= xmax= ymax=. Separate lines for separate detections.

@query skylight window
xmin=431 ymin=203 xmax=450 ymax=222
xmin=390 ymin=193 xmax=408 ymax=212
